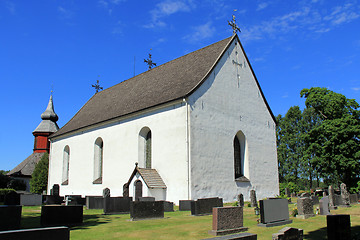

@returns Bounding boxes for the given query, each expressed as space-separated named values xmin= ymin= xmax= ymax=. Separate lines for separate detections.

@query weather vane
xmin=228 ymin=10 xmax=241 ymax=35
xmin=144 ymin=49 xmax=156 ymax=70
xmin=92 ymin=76 xmax=103 ymax=94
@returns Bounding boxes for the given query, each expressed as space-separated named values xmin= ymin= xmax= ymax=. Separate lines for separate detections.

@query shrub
xmin=0 ymin=188 xmax=16 ymax=195
xmin=279 ymin=182 xmax=300 ymax=196
xmin=291 ymin=208 xmax=298 ymax=217
xmin=30 ymin=152 xmax=49 ymax=194
xmin=0 ymin=173 xmax=10 ymax=188
xmin=7 ymin=179 xmax=26 ymax=191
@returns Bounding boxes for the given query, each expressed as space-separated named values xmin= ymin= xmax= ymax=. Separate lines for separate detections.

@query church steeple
xmin=32 ymin=94 xmax=59 ymax=153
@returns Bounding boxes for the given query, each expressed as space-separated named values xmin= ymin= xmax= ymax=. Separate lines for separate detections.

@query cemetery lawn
xmin=21 ymin=201 xmax=360 ymax=239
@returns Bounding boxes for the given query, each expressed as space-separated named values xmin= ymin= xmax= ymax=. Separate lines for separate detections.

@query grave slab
xmin=0 ymin=226 xmax=69 ymax=240
xmin=104 ymin=197 xmax=132 ymax=214
xmin=191 ymin=197 xmax=223 ymax=216
xmin=86 ymin=196 xmax=104 ymax=209
xmin=272 ymin=227 xmax=303 ymax=240
xmin=203 ymin=232 xmax=257 ymax=240
xmin=130 ymin=201 xmax=164 ymax=220
xmin=179 ymin=200 xmax=194 ymax=211
xmin=296 ymin=197 xmax=315 ymax=219
xmin=258 ymin=198 xmax=292 ymax=227
xmin=209 ymin=207 xmax=248 ymax=236
xmin=20 ymin=194 xmax=42 ymax=206
xmin=0 ymin=205 xmax=22 ymax=231
xmin=327 ymin=214 xmax=351 ymax=240
xmin=319 ymin=196 xmax=330 ymax=215
xmin=41 ymin=205 xmax=83 ymax=227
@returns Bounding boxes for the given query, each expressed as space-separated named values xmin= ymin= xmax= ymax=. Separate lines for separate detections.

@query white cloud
xmin=351 ymin=87 xmax=360 ymax=91
xmin=58 ymin=6 xmax=73 ymax=19
xmin=144 ymin=0 xmax=194 ymax=28
xmin=98 ymin=0 xmax=126 ymax=15
xmin=323 ymin=3 xmax=360 ymax=25
xmin=257 ymin=2 xmax=269 ymax=11
xmin=183 ymin=21 xmax=215 ymax=43
xmin=5 ymin=1 xmax=15 ymax=14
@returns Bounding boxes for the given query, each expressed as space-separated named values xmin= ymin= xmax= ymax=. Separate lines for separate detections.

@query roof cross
xmin=144 ymin=50 xmax=156 ymax=70
xmin=228 ymin=11 xmax=241 ymax=35
xmin=92 ymin=78 xmax=103 ymax=94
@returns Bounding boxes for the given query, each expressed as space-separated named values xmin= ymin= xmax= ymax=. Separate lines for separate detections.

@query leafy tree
xmin=0 ymin=171 xmax=10 ymax=188
xmin=7 ymin=179 xmax=26 ymax=191
xmin=301 ymin=87 xmax=360 ymax=188
xmin=30 ymin=152 xmax=49 ymax=194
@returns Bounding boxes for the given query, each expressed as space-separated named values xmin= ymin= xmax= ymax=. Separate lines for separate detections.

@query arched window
xmin=93 ymin=137 xmax=103 ymax=184
xmin=234 ymin=131 xmax=247 ymax=180
xmin=62 ymin=145 xmax=70 ymax=185
xmin=139 ymin=127 xmax=152 ymax=168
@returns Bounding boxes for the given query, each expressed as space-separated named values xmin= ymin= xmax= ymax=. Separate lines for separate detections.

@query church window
xmin=93 ymin=137 xmax=103 ymax=184
xmin=234 ymin=131 xmax=247 ymax=180
xmin=139 ymin=127 xmax=152 ymax=168
xmin=62 ymin=145 xmax=70 ymax=185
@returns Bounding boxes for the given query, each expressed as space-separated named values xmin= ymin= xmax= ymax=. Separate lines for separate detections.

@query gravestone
xmin=237 ymin=194 xmax=244 ymax=207
xmin=160 ymin=201 xmax=174 ymax=212
xmin=41 ymin=205 xmax=83 ymax=227
xmin=43 ymin=195 xmax=63 ymax=205
xmin=319 ymin=196 xmax=330 ymax=215
xmin=284 ymin=188 xmax=290 ymax=198
xmin=327 ymin=214 xmax=351 ymax=240
xmin=310 ymin=196 xmax=319 ymax=205
xmin=130 ymin=201 xmax=164 ymax=220
xmin=0 ymin=205 xmax=22 ymax=231
xmin=123 ymin=184 xmax=129 ymax=197
xmin=103 ymin=188 xmax=110 ymax=198
xmin=191 ymin=197 xmax=223 ymax=216
xmin=250 ymin=190 xmax=257 ymax=207
xmin=51 ymin=184 xmax=60 ymax=196
xmin=296 ymin=197 xmax=314 ymax=219
xmin=340 ymin=183 xmax=350 ymax=207
xmin=138 ymin=197 xmax=155 ymax=202
xmin=272 ymin=227 xmax=303 ymax=240
xmin=258 ymin=198 xmax=292 ymax=227
xmin=209 ymin=207 xmax=248 ymax=236
xmin=0 ymin=226 xmax=69 ymax=240
xmin=350 ymin=194 xmax=358 ymax=204
xmin=328 ymin=186 xmax=337 ymax=210
xmin=104 ymin=197 xmax=132 ymax=214
xmin=65 ymin=195 xmax=85 ymax=206
xmin=179 ymin=200 xmax=194 ymax=211
xmin=204 ymin=232 xmax=257 ymax=240
xmin=4 ymin=191 xmax=20 ymax=205
xmin=86 ymin=196 xmax=104 ymax=209
xmin=20 ymin=193 xmax=42 ymax=206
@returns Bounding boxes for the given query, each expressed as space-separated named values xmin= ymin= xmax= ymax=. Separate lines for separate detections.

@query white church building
xmin=48 ymin=34 xmax=279 ymax=204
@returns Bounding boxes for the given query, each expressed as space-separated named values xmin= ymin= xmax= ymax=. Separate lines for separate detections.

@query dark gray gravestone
xmin=237 ymin=194 xmax=244 ymax=207
xmin=191 ymin=197 xmax=223 ymax=216
xmin=160 ymin=201 xmax=174 ymax=212
xmin=51 ymin=184 xmax=60 ymax=196
xmin=65 ymin=195 xmax=85 ymax=206
xmin=209 ymin=207 xmax=248 ymax=236
xmin=4 ymin=191 xmax=20 ymax=205
xmin=123 ymin=184 xmax=129 ymax=197
xmin=86 ymin=196 xmax=104 ymax=209
xmin=319 ymin=196 xmax=330 ymax=215
xmin=272 ymin=227 xmax=303 ymax=240
xmin=103 ymin=188 xmax=110 ymax=198
xmin=310 ymin=195 xmax=319 ymax=205
xmin=327 ymin=214 xmax=351 ymax=240
xmin=0 ymin=226 xmax=69 ymax=240
xmin=43 ymin=195 xmax=63 ymax=205
xmin=203 ymin=232 xmax=257 ymax=240
xmin=0 ymin=205 xmax=22 ymax=231
xmin=349 ymin=194 xmax=358 ymax=204
xmin=138 ymin=197 xmax=155 ymax=202
xmin=250 ymin=190 xmax=258 ymax=207
xmin=297 ymin=197 xmax=314 ymax=219
xmin=41 ymin=205 xmax=83 ymax=227
xmin=104 ymin=197 xmax=132 ymax=214
xmin=258 ymin=198 xmax=292 ymax=227
xmin=130 ymin=201 xmax=164 ymax=220
xmin=20 ymin=193 xmax=42 ymax=206
xmin=328 ymin=185 xmax=337 ymax=210
xmin=179 ymin=200 xmax=194 ymax=211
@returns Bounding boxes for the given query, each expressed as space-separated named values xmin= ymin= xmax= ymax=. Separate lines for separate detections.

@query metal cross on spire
xmin=144 ymin=49 xmax=156 ymax=70
xmin=92 ymin=77 xmax=103 ymax=94
xmin=228 ymin=10 xmax=241 ymax=35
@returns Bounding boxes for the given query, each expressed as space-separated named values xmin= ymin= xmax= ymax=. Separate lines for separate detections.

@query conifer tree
xmin=30 ymin=152 xmax=49 ymax=194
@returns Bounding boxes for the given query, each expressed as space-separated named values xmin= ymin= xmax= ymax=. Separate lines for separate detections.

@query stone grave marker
xmin=0 ymin=205 xmax=22 ymax=231
xmin=250 ymin=190 xmax=258 ymax=207
xmin=130 ymin=201 xmax=164 ymax=220
xmin=327 ymin=214 xmax=351 ymax=240
xmin=179 ymin=200 xmax=194 ymax=211
xmin=138 ymin=197 xmax=155 ymax=202
xmin=284 ymin=188 xmax=290 ymax=198
xmin=328 ymin=185 xmax=337 ymax=210
xmin=0 ymin=226 xmax=70 ymax=240
xmin=103 ymin=188 xmax=110 ymax=198
xmin=86 ymin=196 xmax=104 ymax=209
xmin=319 ymin=196 xmax=330 ymax=215
xmin=43 ymin=195 xmax=63 ymax=205
xmin=4 ymin=191 xmax=20 ymax=205
xmin=258 ymin=198 xmax=292 ymax=227
xmin=350 ymin=194 xmax=358 ymax=204
xmin=310 ymin=196 xmax=319 ymax=205
xmin=104 ymin=197 xmax=132 ymax=214
xmin=41 ymin=205 xmax=83 ymax=227
xmin=340 ymin=183 xmax=350 ymax=207
xmin=209 ymin=206 xmax=248 ymax=236
xmin=160 ymin=201 xmax=174 ymax=212
xmin=204 ymin=232 xmax=257 ymax=240
xmin=51 ymin=184 xmax=60 ymax=196
xmin=272 ymin=227 xmax=303 ymax=240
xmin=297 ymin=197 xmax=314 ymax=219
xmin=191 ymin=197 xmax=223 ymax=216
xmin=123 ymin=184 xmax=129 ymax=197
xmin=237 ymin=194 xmax=244 ymax=207
xmin=20 ymin=193 xmax=42 ymax=206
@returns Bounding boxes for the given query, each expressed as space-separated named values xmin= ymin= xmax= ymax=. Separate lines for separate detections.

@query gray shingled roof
xmin=33 ymin=95 xmax=59 ymax=133
xmin=7 ymin=152 xmax=45 ymax=177
xmin=126 ymin=166 xmax=167 ymax=189
xmin=51 ymin=35 xmax=235 ymax=138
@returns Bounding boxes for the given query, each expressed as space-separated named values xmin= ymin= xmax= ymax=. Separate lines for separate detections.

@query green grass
xmin=20 ymin=201 xmax=360 ymax=239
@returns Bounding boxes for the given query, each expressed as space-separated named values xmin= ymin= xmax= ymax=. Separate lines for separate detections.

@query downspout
xmin=47 ymin=138 xmax=53 ymax=195
xmin=183 ymin=98 xmax=191 ymax=200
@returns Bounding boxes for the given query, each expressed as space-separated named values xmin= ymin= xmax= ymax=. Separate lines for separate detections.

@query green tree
xmin=301 ymin=87 xmax=360 ymax=188
xmin=0 ymin=170 xmax=10 ymax=188
xmin=30 ymin=152 xmax=49 ymax=194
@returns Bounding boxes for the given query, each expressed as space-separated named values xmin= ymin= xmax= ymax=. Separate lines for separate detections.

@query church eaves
xmin=51 ymin=34 xmax=275 ymax=138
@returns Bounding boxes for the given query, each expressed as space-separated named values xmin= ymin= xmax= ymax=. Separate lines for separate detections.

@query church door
xmin=135 ymin=180 xmax=143 ymax=201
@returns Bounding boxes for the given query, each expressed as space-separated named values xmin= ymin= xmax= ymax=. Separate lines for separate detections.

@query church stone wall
xmin=188 ymin=38 xmax=279 ymax=202
xmin=48 ymin=103 xmax=189 ymax=204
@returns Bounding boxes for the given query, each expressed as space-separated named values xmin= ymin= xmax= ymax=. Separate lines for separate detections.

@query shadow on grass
xmin=304 ymin=226 xmax=360 ymax=240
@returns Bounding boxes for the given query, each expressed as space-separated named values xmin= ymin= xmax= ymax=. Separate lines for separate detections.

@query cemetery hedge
xmin=18 ymin=200 xmax=360 ymax=239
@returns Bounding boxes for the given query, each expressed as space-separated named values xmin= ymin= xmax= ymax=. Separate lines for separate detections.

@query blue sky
xmin=1 ymin=0 xmax=360 ymax=171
